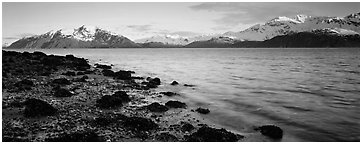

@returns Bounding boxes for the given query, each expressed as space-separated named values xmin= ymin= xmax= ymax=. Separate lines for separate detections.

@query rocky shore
xmin=2 ymin=50 xmax=283 ymax=142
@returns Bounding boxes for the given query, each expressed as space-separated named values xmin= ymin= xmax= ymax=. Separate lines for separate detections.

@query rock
xmin=184 ymin=126 xmax=242 ymax=142
xmin=254 ymin=125 xmax=283 ymax=139
xmin=160 ymin=92 xmax=178 ymax=96
xmin=54 ymin=88 xmax=72 ymax=97
xmin=45 ymin=131 xmax=104 ymax=142
xmin=184 ymin=84 xmax=195 ymax=87
xmin=93 ymin=117 xmax=113 ymax=126
xmin=170 ymin=81 xmax=179 ymax=85
xmin=149 ymin=77 xmax=161 ymax=85
xmin=74 ymin=75 xmax=88 ymax=82
xmin=131 ymin=76 xmax=144 ymax=79
xmin=96 ymin=95 xmax=123 ymax=109
xmin=112 ymin=91 xmax=131 ymax=102
xmin=65 ymin=54 xmax=75 ymax=59
xmin=147 ymin=102 xmax=169 ymax=112
xmin=14 ymin=79 xmax=34 ymax=90
xmin=23 ymin=98 xmax=57 ymax=117
xmin=181 ymin=122 xmax=194 ymax=132
xmin=122 ymin=116 xmax=158 ymax=131
xmin=165 ymin=100 xmax=187 ymax=108
xmin=95 ymin=64 xmax=112 ymax=69
xmin=76 ymin=71 xmax=85 ymax=75
xmin=84 ymin=70 xmax=94 ymax=74
xmin=62 ymin=71 xmax=76 ymax=76
xmin=102 ymin=69 xmax=114 ymax=77
xmin=114 ymin=70 xmax=132 ymax=80
xmin=195 ymin=107 xmax=210 ymax=114
xmin=42 ymin=56 xmax=64 ymax=67
xmin=52 ymin=78 xmax=71 ymax=85
xmin=155 ymin=132 xmax=178 ymax=142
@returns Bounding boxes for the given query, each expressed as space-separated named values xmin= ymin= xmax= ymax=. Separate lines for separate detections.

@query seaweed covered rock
xmin=170 ymin=81 xmax=179 ymax=85
xmin=96 ymin=95 xmax=123 ymax=109
xmin=52 ymin=78 xmax=71 ymax=85
xmin=114 ymin=70 xmax=132 ymax=80
xmin=165 ymin=100 xmax=187 ymax=108
xmin=102 ymin=69 xmax=114 ymax=77
xmin=184 ymin=126 xmax=242 ymax=142
xmin=54 ymin=88 xmax=72 ymax=97
xmin=45 ymin=131 xmax=104 ymax=142
xmin=112 ymin=91 xmax=131 ymax=102
xmin=147 ymin=102 xmax=169 ymax=112
xmin=23 ymin=98 xmax=57 ymax=117
xmin=122 ymin=116 xmax=158 ymax=131
xmin=195 ymin=107 xmax=210 ymax=114
xmin=14 ymin=79 xmax=34 ymax=90
xmin=255 ymin=125 xmax=283 ymax=139
xmin=155 ymin=132 xmax=178 ymax=142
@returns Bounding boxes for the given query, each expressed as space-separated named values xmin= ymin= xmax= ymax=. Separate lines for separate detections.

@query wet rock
xmin=181 ymin=122 xmax=194 ymax=132
xmin=112 ymin=91 xmax=131 ymax=102
xmin=131 ymin=76 xmax=144 ymax=79
xmin=149 ymin=77 xmax=161 ymax=85
xmin=95 ymin=63 xmax=112 ymax=69
xmin=45 ymin=131 xmax=104 ymax=142
xmin=184 ymin=84 xmax=195 ymax=87
xmin=65 ymin=54 xmax=75 ymax=59
xmin=160 ymin=91 xmax=178 ymax=96
xmin=122 ymin=116 xmax=158 ymax=131
xmin=102 ymin=69 xmax=114 ymax=77
xmin=23 ymin=98 xmax=57 ymax=117
xmin=147 ymin=102 xmax=169 ymax=112
xmin=76 ymin=71 xmax=85 ymax=75
xmin=184 ymin=126 xmax=242 ymax=142
xmin=14 ymin=79 xmax=34 ymax=90
xmin=52 ymin=78 xmax=71 ymax=85
xmin=96 ymin=95 xmax=123 ymax=109
xmin=254 ymin=125 xmax=283 ymax=139
xmin=165 ymin=100 xmax=187 ymax=108
xmin=114 ymin=70 xmax=132 ymax=80
xmin=195 ymin=107 xmax=210 ymax=114
xmin=155 ymin=132 xmax=178 ymax=142
xmin=54 ymin=88 xmax=72 ymax=97
xmin=170 ymin=81 xmax=179 ymax=85
xmin=62 ymin=71 xmax=76 ymax=76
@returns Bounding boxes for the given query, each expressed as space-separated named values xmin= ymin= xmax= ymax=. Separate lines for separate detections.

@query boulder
xmin=102 ymin=69 xmax=114 ymax=77
xmin=96 ymin=95 xmax=123 ymax=109
xmin=95 ymin=64 xmax=112 ymax=69
xmin=195 ymin=107 xmax=210 ymax=114
xmin=76 ymin=71 xmax=85 ymax=75
xmin=23 ymin=98 xmax=57 ymax=117
xmin=74 ymin=75 xmax=88 ymax=82
xmin=52 ymin=78 xmax=71 ymax=85
xmin=184 ymin=84 xmax=195 ymax=87
xmin=149 ymin=77 xmax=161 ymax=85
xmin=181 ymin=122 xmax=194 ymax=132
xmin=254 ymin=125 xmax=283 ymax=139
xmin=114 ymin=70 xmax=132 ymax=80
xmin=165 ymin=100 xmax=187 ymax=108
xmin=14 ymin=79 xmax=34 ymax=90
xmin=170 ymin=81 xmax=179 ymax=85
xmin=54 ymin=88 xmax=72 ymax=97
xmin=112 ymin=91 xmax=131 ymax=102
xmin=122 ymin=116 xmax=158 ymax=131
xmin=184 ymin=126 xmax=242 ymax=142
xmin=147 ymin=102 xmax=169 ymax=112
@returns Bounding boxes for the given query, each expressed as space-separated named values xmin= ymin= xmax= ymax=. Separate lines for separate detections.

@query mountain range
xmin=7 ymin=13 xmax=360 ymax=48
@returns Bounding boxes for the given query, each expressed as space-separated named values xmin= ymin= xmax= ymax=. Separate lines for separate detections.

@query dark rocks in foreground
xmin=255 ymin=125 xmax=283 ymax=139
xmin=95 ymin=63 xmax=112 ymax=70
xmin=14 ymin=79 xmax=34 ymax=90
xmin=122 ymin=116 xmax=158 ymax=131
xmin=45 ymin=131 xmax=104 ymax=142
xmin=54 ymin=88 xmax=73 ymax=97
xmin=52 ymin=78 xmax=71 ymax=85
xmin=180 ymin=122 xmax=194 ymax=132
xmin=195 ymin=107 xmax=210 ymax=114
xmin=96 ymin=91 xmax=131 ymax=109
xmin=155 ymin=132 xmax=179 ymax=142
xmin=147 ymin=102 xmax=169 ymax=112
xmin=23 ymin=98 xmax=58 ymax=117
xmin=184 ymin=126 xmax=242 ymax=142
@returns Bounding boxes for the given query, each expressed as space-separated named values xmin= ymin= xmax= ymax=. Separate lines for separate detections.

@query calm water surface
xmin=16 ymin=48 xmax=360 ymax=141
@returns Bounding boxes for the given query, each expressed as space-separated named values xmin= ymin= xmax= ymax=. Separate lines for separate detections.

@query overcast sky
xmin=2 ymin=2 xmax=360 ymax=44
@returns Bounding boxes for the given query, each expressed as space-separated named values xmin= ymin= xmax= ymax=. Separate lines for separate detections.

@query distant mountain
xmin=223 ymin=13 xmax=360 ymax=41
xmin=134 ymin=35 xmax=190 ymax=45
xmin=8 ymin=25 xmax=141 ymax=48
xmin=185 ymin=36 xmax=241 ymax=48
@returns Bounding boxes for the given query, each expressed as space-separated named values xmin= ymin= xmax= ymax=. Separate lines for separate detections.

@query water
xmin=14 ymin=48 xmax=360 ymax=141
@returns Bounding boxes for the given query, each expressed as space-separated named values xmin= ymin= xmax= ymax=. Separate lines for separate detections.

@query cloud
xmin=3 ymin=37 xmax=19 ymax=40
xmin=190 ymin=2 xmax=315 ymax=26
xmin=169 ymin=31 xmax=202 ymax=37
xmin=126 ymin=24 xmax=152 ymax=32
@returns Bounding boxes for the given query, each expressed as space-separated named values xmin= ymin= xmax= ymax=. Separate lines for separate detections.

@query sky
xmin=2 ymin=2 xmax=360 ymax=45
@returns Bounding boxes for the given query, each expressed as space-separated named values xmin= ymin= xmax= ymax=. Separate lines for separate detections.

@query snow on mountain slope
xmin=224 ymin=13 xmax=360 ymax=41
xmin=134 ymin=35 xmax=189 ymax=45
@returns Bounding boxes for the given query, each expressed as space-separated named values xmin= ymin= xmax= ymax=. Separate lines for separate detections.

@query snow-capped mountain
xmin=8 ymin=25 xmax=140 ymax=48
xmin=223 ymin=13 xmax=360 ymax=41
xmin=134 ymin=35 xmax=189 ymax=45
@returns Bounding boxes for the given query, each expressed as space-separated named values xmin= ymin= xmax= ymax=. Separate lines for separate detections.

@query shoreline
xmin=2 ymin=50 xmax=283 ymax=142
